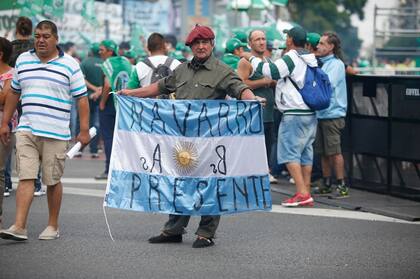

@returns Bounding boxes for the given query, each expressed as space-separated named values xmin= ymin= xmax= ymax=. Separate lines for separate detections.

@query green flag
xmin=43 ymin=0 xmax=65 ymax=19
xmin=82 ymin=0 xmax=98 ymax=26
xmin=18 ymin=0 xmax=43 ymax=17
xmin=270 ymin=0 xmax=288 ymax=6
xmin=101 ymin=56 xmax=133 ymax=92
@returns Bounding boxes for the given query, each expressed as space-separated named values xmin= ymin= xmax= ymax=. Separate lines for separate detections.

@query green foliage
xmin=288 ymin=0 xmax=367 ymax=62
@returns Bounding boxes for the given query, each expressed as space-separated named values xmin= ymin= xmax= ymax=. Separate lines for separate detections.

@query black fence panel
xmin=346 ymin=75 xmax=420 ymax=201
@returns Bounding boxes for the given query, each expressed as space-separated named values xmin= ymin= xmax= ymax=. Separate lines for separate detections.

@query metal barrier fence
xmin=345 ymin=75 xmax=420 ymax=201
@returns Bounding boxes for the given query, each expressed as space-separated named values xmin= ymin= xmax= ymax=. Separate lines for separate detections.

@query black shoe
xmin=192 ymin=237 xmax=214 ymax=248
xmin=148 ymin=234 xmax=182 ymax=243
xmin=95 ymin=172 xmax=108 ymax=180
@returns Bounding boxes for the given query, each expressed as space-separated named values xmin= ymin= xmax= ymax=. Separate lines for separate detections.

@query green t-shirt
xmin=80 ymin=56 xmax=104 ymax=95
xmin=221 ymin=53 xmax=240 ymax=70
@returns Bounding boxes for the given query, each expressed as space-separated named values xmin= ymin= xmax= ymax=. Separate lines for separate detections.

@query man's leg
xmin=286 ymin=163 xmax=307 ymax=195
xmin=148 ymin=214 xmax=189 ymax=243
xmin=196 ymin=215 xmax=220 ymax=239
xmin=14 ymin=179 xmax=36 ymax=229
xmin=332 ymin=153 xmax=345 ymax=181
xmin=46 ymin=182 xmax=63 ymax=230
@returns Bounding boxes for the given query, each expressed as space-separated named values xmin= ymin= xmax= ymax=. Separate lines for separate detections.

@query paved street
xmin=1 ymin=157 xmax=419 ymax=279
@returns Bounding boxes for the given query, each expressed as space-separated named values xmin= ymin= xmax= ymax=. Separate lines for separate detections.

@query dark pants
xmin=162 ymin=215 xmax=220 ymax=239
xmin=77 ymin=100 xmax=100 ymax=154
xmin=264 ymin=122 xmax=274 ymax=169
xmin=99 ymin=111 xmax=115 ymax=173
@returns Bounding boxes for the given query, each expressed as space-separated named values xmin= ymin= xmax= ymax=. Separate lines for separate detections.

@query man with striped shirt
xmin=243 ymin=26 xmax=318 ymax=207
xmin=0 ymin=20 xmax=90 ymax=241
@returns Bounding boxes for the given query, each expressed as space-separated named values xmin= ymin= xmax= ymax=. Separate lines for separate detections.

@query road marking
xmin=270 ymin=205 xmax=417 ymax=224
xmin=58 ymin=187 xmax=418 ymax=224
xmin=12 ymin=177 xmax=107 ymax=185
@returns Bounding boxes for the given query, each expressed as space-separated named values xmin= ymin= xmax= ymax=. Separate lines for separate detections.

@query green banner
xmin=271 ymin=0 xmax=288 ymax=6
xmin=18 ymin=0 xmax=43 ymax=17
xmin=82 ymin=0 xmax=98 ymax=26
xmin=43 ymin=0 xmax=64 ymax=18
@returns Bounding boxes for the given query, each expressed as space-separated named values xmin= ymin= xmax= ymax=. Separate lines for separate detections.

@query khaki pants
xmin=15 ymin=131 xmax=68 ymax=186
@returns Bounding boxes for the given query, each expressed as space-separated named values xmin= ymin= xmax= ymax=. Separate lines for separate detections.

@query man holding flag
xmin=120 ymin=25 xmax=265 ymax=248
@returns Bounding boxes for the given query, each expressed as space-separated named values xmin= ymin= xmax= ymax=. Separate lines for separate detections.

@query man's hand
xmin=241 ymin=52 xmax=253 ymax=60
xmin=0 ymin=124 xmax=10 ymax=145
xmin=99 ymin=100 xmax=106 ymax=111
xmin=77 ymin=130 xmax=91 ymax=146
xmin=118 ymin=89 xmax=133 ymax=96
xmin=89 ymin=86 xmax=103 ymax=101
xmin=255 ymin=96 xmax=267 ymax=107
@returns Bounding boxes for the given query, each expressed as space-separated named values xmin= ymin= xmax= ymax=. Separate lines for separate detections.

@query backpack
xmin=142 ymin=57 xmax=174 ymax=83
xmin=288 ymin=65 xmax=332 ymax=111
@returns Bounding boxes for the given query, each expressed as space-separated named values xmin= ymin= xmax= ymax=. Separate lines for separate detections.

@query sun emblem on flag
xmin=172 ymin=141 xmax=199 ymax=175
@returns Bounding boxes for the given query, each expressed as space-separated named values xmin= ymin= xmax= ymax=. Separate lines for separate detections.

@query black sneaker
xmin=148 ymin=234 xmax=182 ymax=243
xmin=192 ymin=237 xmax=214 ymax=248
xmin=94 ymin=172 xmax=108 ymax=180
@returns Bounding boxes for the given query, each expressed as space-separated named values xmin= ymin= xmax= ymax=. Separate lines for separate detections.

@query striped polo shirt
xmin=11 ymin=48 xmax=87 ymax=140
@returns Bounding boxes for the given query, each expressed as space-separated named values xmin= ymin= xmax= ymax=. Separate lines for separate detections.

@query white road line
xmin=64 ymin=187 xmax=105 ymax=198
xmin=12 ymin=177 xmax=107 ymax=185
xmin=270 ymin=205 xmax=417 ymax=224
xmin=59 ymin=187 xmax=418 ymax=224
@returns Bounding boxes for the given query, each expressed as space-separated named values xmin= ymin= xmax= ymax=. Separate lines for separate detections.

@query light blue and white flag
xmin=104 ymin=95 xmax=271 ymax=215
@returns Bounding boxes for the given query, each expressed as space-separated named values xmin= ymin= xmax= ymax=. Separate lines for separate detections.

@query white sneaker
xmin=34 ymin=189 xmax=46 ymax=197
xmin=3 ymin=189 xmax=10 ymax=197
xmin=39 ymin=226 xmax=59 ymax=240
xmin=269 ymin=174 xmax=278 ymax=184
xmin=289 ymin=177 xmax=295 ymax=184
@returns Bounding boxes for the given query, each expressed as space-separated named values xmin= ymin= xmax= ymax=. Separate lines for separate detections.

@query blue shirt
xmin=317 ymin=54 xmax=347 ymax=119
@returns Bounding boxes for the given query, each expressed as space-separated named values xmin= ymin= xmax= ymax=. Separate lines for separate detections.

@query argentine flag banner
xmin=104 ymin=95 xmax=272 ymax=215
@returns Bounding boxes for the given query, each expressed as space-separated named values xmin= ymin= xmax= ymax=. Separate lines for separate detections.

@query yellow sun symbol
xmin=173 ymin=141 xmax=199 ymax=175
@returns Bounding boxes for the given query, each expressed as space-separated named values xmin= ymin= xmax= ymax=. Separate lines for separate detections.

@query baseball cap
xmin=233 ymin=30 xmax=248 ymax=44
xmin=100 ymin=39 xmax=118 ymax=55
xmin=123 ymin=50 xmax=137 ymax=59
xmin=185 ymin=24 xmax=215 ymax=46
xmin=225 ymin=38 xmax=247 ymax=53
xmin=307 ymin=32 xmax=321 ymax=48
xmin=90 ymin=42 xmax=100 ymax=55
xmin=283 ymin=26 xmax=307 ymax=45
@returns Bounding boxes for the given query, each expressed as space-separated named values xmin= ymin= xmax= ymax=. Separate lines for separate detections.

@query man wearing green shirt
xmin=79 ymin=43 xmax=103 ymax=158
xmin=237 ymin=29 xmax=277 ymax=182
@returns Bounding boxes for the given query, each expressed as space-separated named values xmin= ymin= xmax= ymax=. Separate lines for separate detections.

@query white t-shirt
xmin=134 ymin=55 xmax=181 ymax=87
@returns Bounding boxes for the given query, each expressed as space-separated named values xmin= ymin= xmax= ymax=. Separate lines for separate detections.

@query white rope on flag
xmin=103 ymin=205 xmax=115 ymax=242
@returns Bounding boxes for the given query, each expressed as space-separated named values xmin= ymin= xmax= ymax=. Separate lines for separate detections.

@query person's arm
xmin=242 ymin=52 xmax=292 ymax=81
xmin=0 ymin=89 xmax=19 ymax=145
xmin=237 ymin=58 xmax=273 ymax=90
xmin=119 ymin=82 xmax=160 ymax=98
xmin=99 ymin=77 xmax=111 ymax=110
xmin=119 ymin=68 xmax=178 ymax=98
xmin=0 ymin=79 xmax=11 ymax=105
xmin=76 ymin=96 xmax=90 ymax=145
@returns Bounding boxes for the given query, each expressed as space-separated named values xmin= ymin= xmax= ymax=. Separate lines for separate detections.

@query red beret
xmin=185 ymin=24 xmax=215 ymax=46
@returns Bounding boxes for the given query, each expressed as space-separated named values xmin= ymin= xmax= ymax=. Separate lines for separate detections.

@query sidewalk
xmin=271 ymin=178 xmax=420 ymax=222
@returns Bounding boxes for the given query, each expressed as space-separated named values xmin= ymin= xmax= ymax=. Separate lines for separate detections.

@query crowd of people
xmin=0 ymin=17 xmax=350 ymax=248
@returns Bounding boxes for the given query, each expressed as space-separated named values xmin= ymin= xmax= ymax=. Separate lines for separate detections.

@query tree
xmin=288 ymin=0 xmax=367 ymax=62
